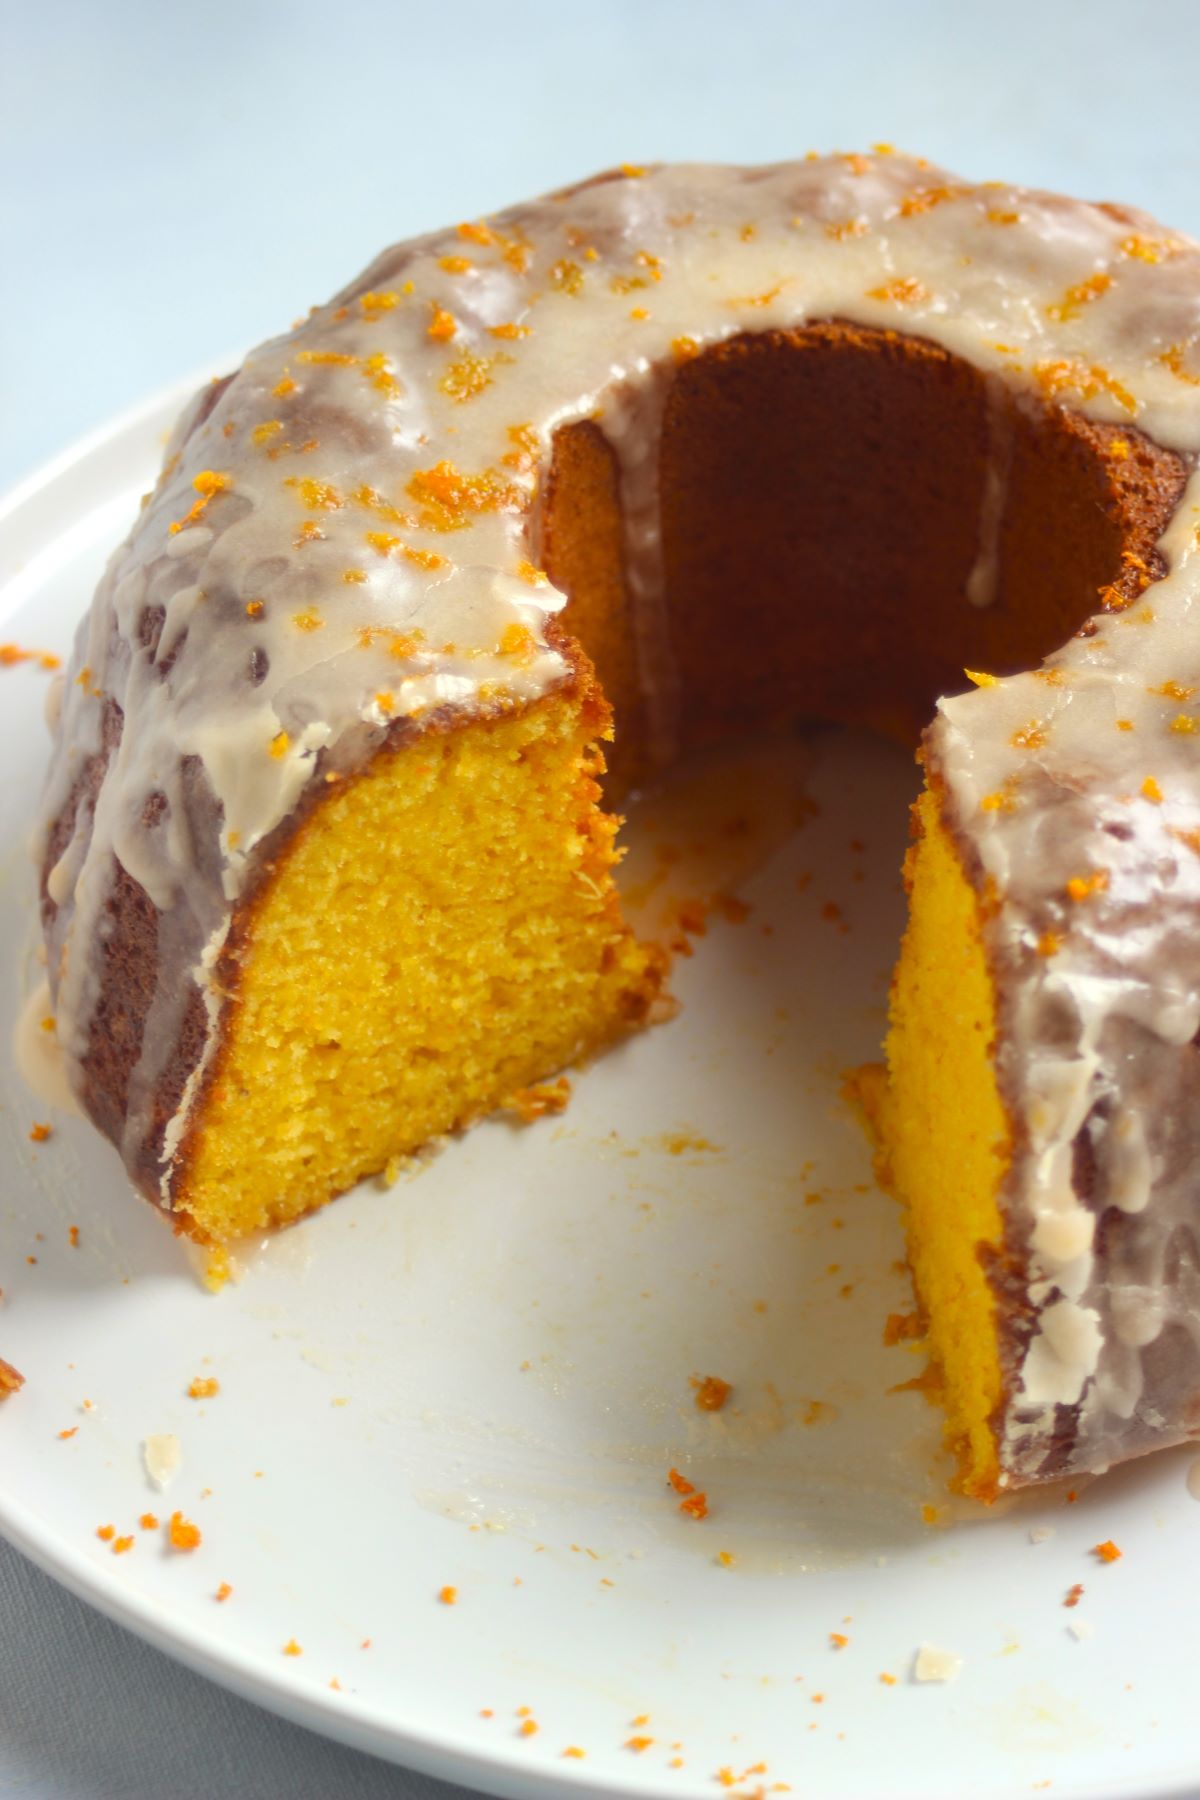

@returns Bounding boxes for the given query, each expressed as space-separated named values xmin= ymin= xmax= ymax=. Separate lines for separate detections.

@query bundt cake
xmin=37 ymin=152 xmax=1200 ymax=1499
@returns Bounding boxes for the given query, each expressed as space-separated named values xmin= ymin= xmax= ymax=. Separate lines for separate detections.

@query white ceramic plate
xmin=1 ymin=377 xmax=1199 ymax=1800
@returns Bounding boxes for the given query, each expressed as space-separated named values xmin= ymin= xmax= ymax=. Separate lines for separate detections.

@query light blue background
xmin=4 ymin=0 xmax=1200 ymax=1793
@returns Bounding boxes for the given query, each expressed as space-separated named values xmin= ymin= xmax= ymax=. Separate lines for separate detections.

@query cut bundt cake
xmin=37 ymin=153 xmax=1200 ymax=1497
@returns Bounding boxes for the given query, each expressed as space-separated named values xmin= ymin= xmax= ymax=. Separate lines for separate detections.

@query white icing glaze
xmin=37 ymin=152 xmax=1200 ymax=1483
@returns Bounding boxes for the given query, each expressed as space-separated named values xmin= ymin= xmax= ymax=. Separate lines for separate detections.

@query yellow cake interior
xmin=880 ymin=788 xmax=1010 ymax=1498
xmin=180 ymin=684 xmax=658 ymax=1241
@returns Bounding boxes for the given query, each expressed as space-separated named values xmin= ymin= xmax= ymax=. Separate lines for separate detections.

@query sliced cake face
xmin=35 ymin=153 xmax=1200 ymax=1490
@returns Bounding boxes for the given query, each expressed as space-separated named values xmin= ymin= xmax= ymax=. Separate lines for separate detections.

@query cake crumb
xmin=519 ymin=1719 xmax=538 ymax=1737
xmin=57 ymin=1427 xmax=77 ymax=1440
xmin=913 ymin=1644 xmax=962 ymax=1683
xmin=439 ymin=1585 xmax=458 ymax=1605
xmin=138 ymin=1512 xmax=159 ymax=1530
xmin=29 ymin=1122 xmax=52 ymax=1142
xmin=1064 ymin=1583 xmax=1084 ymax=1607
xmin=691 ymin=1374 xmax=732 ymax=1412
xmin=112 ymin=1535 xmax=134 ymax=1555
xmin=95 ymin=1524 xmax=115 ymax=1542
xmin=625 ymin=1736 xmax=653 ymax=1752
xmin=829 ymin=1632 xmax=849 ymax=1649
xmin=506 ymin=1078 xmax=571 ymax=1122
xmin=187 ymin=1377 xmax=220 ymax=1399
xmin=283 ymin=1639 xmax=302 ymax=1656
xmin=1092 ymin=1539 xmax=1122 ymax=1563
xmin=168 ymin=1511 xmax=202 ymax=1552
xmin=680 ymin=1491 xmax=709 ymax=1520
xmin=215 ymin=1582 xmax=232 ymax=1602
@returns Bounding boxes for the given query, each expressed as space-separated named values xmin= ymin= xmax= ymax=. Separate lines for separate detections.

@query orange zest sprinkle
xmin=489 ymin=322 xmax=530 ymax=340
xmin=359 ymin=290 xmax=400 ymax=319
xmin=272 ymin=374 xmax=296 ymax=398
xmin=1046 ymin=272 xmax=1112 ymax=322
xmin=168 ymin=469 xmax=230 ymax=535
xmin=679 ymin=1491 xmax=709 ymax=1521
xmin=440 ymin=351 xmax=503 ymax=404
xmin=0 ymin=643 xmax=62 ymax=670
xmin=667 ymin=1467 xmax=695 ymax=1496
xmin=1034 ymin=358 xmax=1137 ymax=415
xmin=1141 ymin=776 xmax=1164 ymax=803
xmin=96 ymin=1525 xmax=115 ymax=1542
xmin=830 ymin=1632 xmax=849 ymax=1648
xmin=457 ymin=220 xmax=495 ymax=245
xmin=1092 ymin=1539 xmax=1122 ymax=1563
xmin=168 ymin=1511 xmax=202 ymax=1551
xmin=428 ymin=304 xmax=457 ymax=342
xmin=1171 ymin=714 xmax=1197 ymax=734
xmin=1066 ymin=870 xmax=1109 ymax=902
xmin=439 ymin=255 xmax=472 ymax=274
xmin=187 ymin=1376 xmax=220 ymax=1399
xmin=0 ymin=1360 xmax=23 ymax=1397
xmin=1037 ymin=930 xmax=1062 ymax=957
xmin=406 ymin=461 xmax=524 ymax=531
xmin=296 ymin=349 xmax=356 ymax=367
xmin=112 ymin=1535 xmax=134 ymax=1555
xmin=245 ymin=600 xmax=264 ymax=617
xmin=1064 ymin=1582 xmax=1085 ymax=1607
xmin=625 ymin=1736 xmax=653 ymax=1752
xmin=964 ymin=668 xmax=999 ymax=688
xmin=519 ymin=1719 xmax=539 ymax=1738
xmin=1160 ymin=343 xmax=1200 ymax=386
xmin=269 ymin=730 xmax=290 ymax=760
xmin=867 ymin=276 xmax=929 ymax=305
xmin=879 ymin=1671 xmax=897 ymax=1685
xmin=283 ymin=1638 xmax=303 ymax=1656
xmin=439 ymin=1585 xmax=458 ymax=1605
xmin=562 ymin=1746 xmax=586 ymax=1759
xmin=29 ymin=1122 xmax=51 ymax=1143
xmin=139 ymin=1512 xmax=159 ymax=1530
xmin=291 ymin=607 xmax=325 ymax=632
xmin=57 ymin=1427 xmax=78 ymax=1440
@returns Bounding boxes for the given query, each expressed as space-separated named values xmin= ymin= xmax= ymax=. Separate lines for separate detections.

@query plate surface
xmin=1 ymin=379 xmax=1199 ymax=1800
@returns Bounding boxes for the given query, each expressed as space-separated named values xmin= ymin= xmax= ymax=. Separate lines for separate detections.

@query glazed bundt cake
xmin=37 ymin=152 xmax=1200 ymax=1498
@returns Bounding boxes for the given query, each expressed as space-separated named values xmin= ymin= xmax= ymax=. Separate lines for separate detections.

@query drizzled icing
xmin=37 ymin=152 xmax=1200 ymax=1483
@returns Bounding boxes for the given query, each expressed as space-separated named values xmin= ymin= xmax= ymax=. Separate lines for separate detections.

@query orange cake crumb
xmin=691 ymin=1374 xmax=732 ymax=1411
xmin=283 ymin=1638 xmax=302 ymax=1656
xmin=1065 ymin=1583 xmax=1084 ymax=1606
xmin=168 ymin=1511 xmax=202 ymax=1552
xmin=28 ymin=1123 xmax=52 ymax=1142
xmin=668 ymin=1467 xmax=695 ymax=1495
xmin=215 ymin=1582 xmax=233 ymax=1602
xmin=625 ymin=1736 xmax=653 ymax=1752
xmin=506 ymin=1077 xmax=571 ymax=1121
xmin=187 ymin=1377 xmax=220 ymax=1399
xmin=1092 ymin=1539 xmax=1122 ymax=1563
xmin=138 ymin=1512 xmax=159 ymax=1530
xmin=57 ymin=1427 xmax=77 ymax=1440
xmin=679 ymin=1491 xmax=709 ymax=1520
xmin=112 ymin=1535 xmax=134 ymax=1555
xmin=519 ymin=1719 xmax=539 ymax=1738
xmin=439 ymin=1585 xmax=458 ymax=1605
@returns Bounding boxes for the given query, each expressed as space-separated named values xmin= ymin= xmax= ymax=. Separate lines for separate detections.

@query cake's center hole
xmin=542 ymin=322 xmax=1183 ymax=789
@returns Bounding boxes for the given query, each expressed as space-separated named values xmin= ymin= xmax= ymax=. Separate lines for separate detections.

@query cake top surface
xmin=42 ymin=150 xmax=1200 ymax=925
